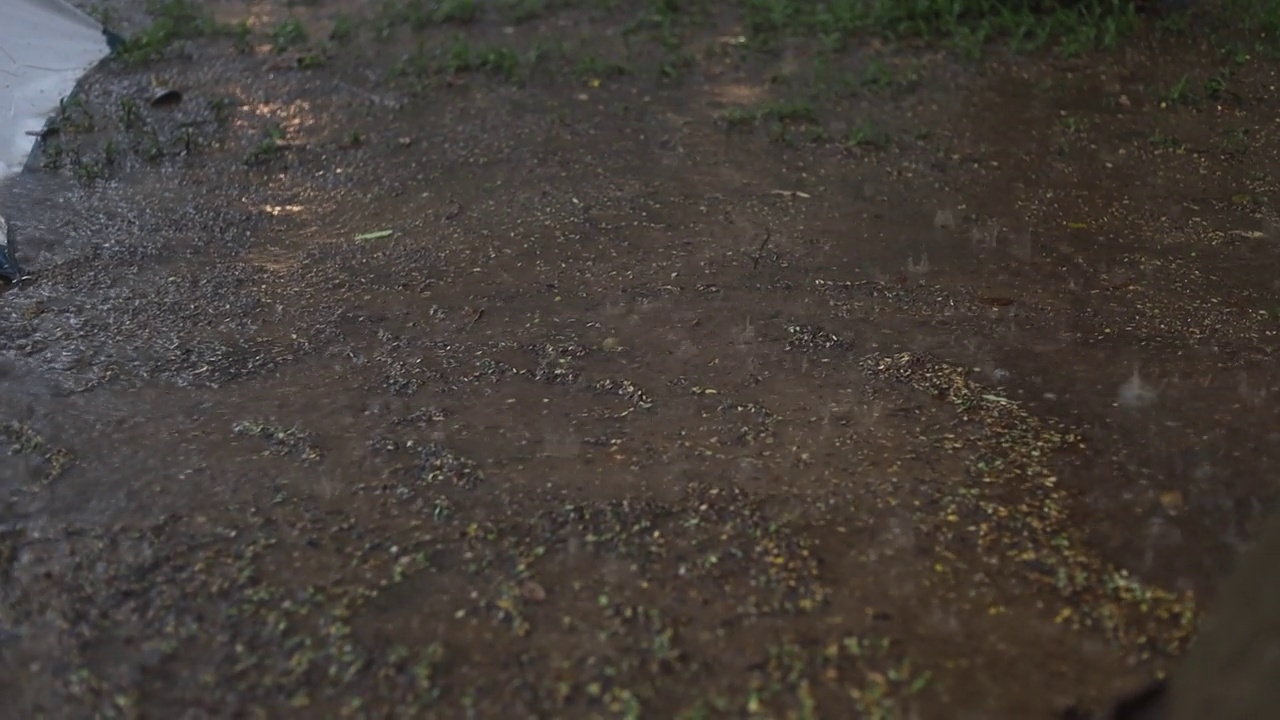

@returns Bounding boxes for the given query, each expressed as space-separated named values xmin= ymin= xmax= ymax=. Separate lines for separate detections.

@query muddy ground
xmin=2 ymin=0 xmax=1279 ymax=718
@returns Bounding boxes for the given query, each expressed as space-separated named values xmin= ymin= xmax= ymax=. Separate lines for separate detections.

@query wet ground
xmin=2 ymin=0 xmax=1279 ymax=717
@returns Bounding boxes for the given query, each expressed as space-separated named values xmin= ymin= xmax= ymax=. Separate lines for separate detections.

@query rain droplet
xmin=1117 ymin=368 xmax=1158 ymax=408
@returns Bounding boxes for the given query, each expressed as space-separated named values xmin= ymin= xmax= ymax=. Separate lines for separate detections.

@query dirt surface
xmin=2 ymin=1 xmax=1279 ymax=718
xmin=1167 ymin=506 xmax=1280 ymax=720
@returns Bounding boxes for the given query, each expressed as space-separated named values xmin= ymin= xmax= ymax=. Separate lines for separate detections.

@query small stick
xmin=750 ymin=224 xmax=772 ymax=269
xmin=467 ymin=308 xmax=485 ymax=327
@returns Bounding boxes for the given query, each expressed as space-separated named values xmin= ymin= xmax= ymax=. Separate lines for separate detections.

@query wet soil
xmin=2 ymin=1 xmax=1279 ymax=718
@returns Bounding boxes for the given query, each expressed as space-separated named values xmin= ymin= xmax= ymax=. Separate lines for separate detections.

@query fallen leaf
xmin=520 ymin=580 xmax=547 ymax=602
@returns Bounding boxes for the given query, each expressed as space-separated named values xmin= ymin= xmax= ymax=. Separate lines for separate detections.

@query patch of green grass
xmin=613 ymin=0 xmax=1180 ymax=61
xmin=526 ymin=38 xmax=569 ymax=71
xmin=624 ymin=0 xmax=708 ymax=55
xmin=116 ymin=0 xmax=221 ymax=63
xmin=1152 ymin=1 xmax=1280 ymax=54
xmin=55 ymin=96 xmax=95 ymax=134
xmin=245 ymin=124 xmax=290 ymax=165
xmin=393 ymin=41 xmax=433 ymax=78
xmin=39 ymin=140 xmax=63 ymax=170
xmin=390 ymin=32 xmax=529 ymax=84
xmin=503 ymin=0 xmax=549 ymax=24
xmin=86 ymin=3 xmax=115 ymax=28
xmin=1204 ymin=67 xmax=1237 ymax=101
xmin=443 ymin=36 xmax=525 ymax=82
xmin=737 ymin=0 xmax=1142 ymax=56
xmin=271 ymin=18 xmax=309 ymax=52
xmin=1147 ymin=129 xmax=1182 ymax=151
xmin=375 ymin=0 xmax=480 ymax=33
xmin=330 ymin=14 xmax=357 ymax=42
xmin=720 ymin=106 xmax=763 ymax=129
xmin=859 ymin=57 xmax=898 ymax=91
xmin=658 ymin=51 xmax=696 ymax=80
xmin=1058 ymin=113 xmax=1088 ymax=135
xmin=142 ymin=130 xmax=166 ymax=161
xmin=1163 ymin=73 xmax=1197 ymax=105
xmin=1218 ymin=126 xmax=1251 ymax=156
xmin=297 ymin=51 xmax=328 ymax=69
xmin=719 ymin=99 xmax=818 ymax=129
xmin=176 ymin=125 xmax=201 ymax=154
xmin=637 ymin=0 xmax=1265 ymax=57
xmin=1219 ymin=0 xmax=1280 ymax=44
xmin=1 ymin=421 xmax=75 ymax=484
xmin=844 ymin=121 xmax=891 ymax=149
xmin=71 ymin=151 xmax=108 ymax=183
xmin=342 ymin=130 xmax=365 ymax=148
xmin=232 ymin=419 xmax=322 ymax=462
xmin=809 ymin=55 xmax=852 ymax=95
xmin=719 ymin=99 xmax=820 ymax=136
xmin=764 ymin=100 xmax=819 ymax=123
xmin=576 ymin=54 xmax=631 ymax=79
xmin=375 ymin=0 xmax=432 ymax=33
xmin=435 ymin=0 xmax=479 ymax=23
xmin=228 ymin=20 xmax=254 ymax=52
xmin=118 ymin=98 xmax=142 ymax=130
xmin=209 ymin=97 xmax=237 ymax=126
